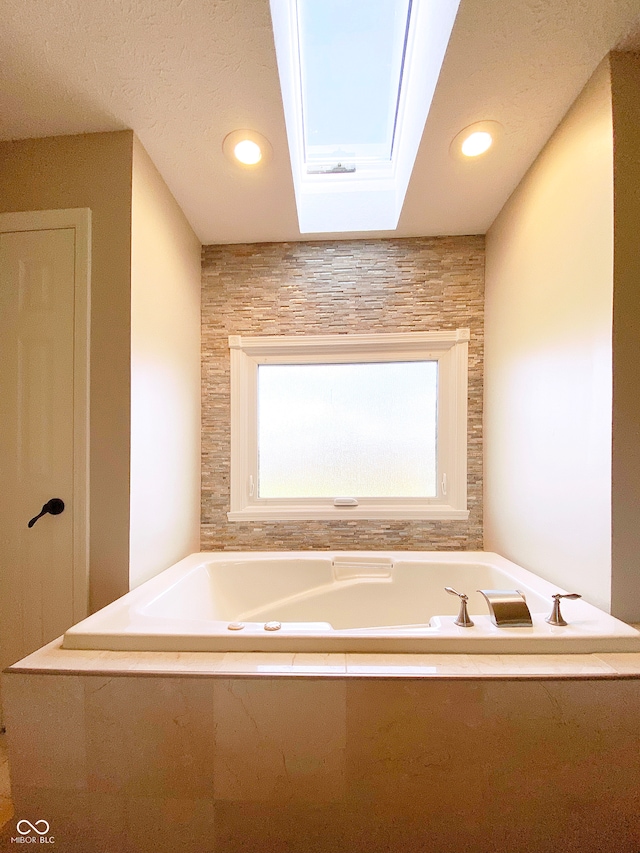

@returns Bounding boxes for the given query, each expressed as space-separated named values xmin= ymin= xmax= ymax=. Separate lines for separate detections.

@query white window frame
xmin=228 ymin=330 xmax=469 ymax=521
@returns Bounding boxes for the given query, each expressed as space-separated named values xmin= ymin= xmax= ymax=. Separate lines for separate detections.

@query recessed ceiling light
xmin=223 ymin=129 xmax=272 ymax=168
xmin=450 ymin=121 xmax=503 ymax=161
xmin=234 ymin=139 xmax=262 ymax=165
xmin=461 ymin=131 xmax=493 ymax=157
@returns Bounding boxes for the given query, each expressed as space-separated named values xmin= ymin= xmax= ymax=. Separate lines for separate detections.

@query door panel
xmin=0 ymin=228 xmax=76 ymax=671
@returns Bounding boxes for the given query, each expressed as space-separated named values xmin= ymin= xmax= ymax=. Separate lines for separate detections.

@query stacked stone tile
xmin=201 ymin=236 xmax=484 ymax=551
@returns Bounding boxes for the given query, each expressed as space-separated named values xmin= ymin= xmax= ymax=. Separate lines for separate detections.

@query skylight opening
xmin=270 ymin=0 xmax=462 ymax=233
xmin=297 ymin=0 xmax=412 ymax=171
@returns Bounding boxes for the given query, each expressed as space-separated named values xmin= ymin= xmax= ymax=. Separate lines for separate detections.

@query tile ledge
xmin=4 ymin=638 xmax=640 ymax=679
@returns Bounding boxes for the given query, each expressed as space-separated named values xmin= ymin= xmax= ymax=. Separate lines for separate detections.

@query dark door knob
xmin=27 ymin=498 xmax=65 ymax=528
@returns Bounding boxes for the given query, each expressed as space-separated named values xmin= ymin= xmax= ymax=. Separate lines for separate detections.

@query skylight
xmin=270 ymin=0 xmax=461 ymax=233
xmin=298 ymin=0 xmax=412 ymax=169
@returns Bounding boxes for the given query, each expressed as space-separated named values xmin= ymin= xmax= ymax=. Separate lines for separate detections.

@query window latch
xmin=249 ymin=475 xmax=255 ymax=497
xmin=333 ymin=497 xmax=358 ymax=507
xmin=441 ymin=473 xmax=447 ymax=496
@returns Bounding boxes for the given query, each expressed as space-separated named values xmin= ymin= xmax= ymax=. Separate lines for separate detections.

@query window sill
xmin=227 ymin=506 xmax=470 ymax=522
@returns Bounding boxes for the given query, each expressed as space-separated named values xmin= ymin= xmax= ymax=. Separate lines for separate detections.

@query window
xmin=228 ymin=330 xmax=469 ymax=521
xmin=269 ymin=0 xmax=462 ymax=232
xmin=298 ymin=0 xmax=412 ymax=169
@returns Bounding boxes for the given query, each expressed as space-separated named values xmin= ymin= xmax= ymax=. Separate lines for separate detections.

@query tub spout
xmin=477 ymin=589 xmax=533 ymax=627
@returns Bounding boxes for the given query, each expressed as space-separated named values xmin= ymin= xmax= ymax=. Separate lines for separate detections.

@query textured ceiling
xmin=1 ymin=0 xmax=640 ymax=244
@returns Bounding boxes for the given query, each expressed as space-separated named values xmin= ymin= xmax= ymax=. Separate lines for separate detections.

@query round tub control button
xmin=264 ymin=621 xmax=282 ymax=631
xmin=227 ymin=622 xmax=245 ymax=631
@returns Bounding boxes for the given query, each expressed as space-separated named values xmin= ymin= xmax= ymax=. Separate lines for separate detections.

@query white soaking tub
xmin=63 ymin=551 xmax=640 ymax=654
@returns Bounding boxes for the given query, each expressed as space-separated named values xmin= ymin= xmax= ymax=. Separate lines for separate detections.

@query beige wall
xmin=484 ymin=60 xmax=614 ymax=611
xmin=130 ymin=137 xmax=201 ymax=589
xmin=610 ymin=52 xmax=640 ymax=622
xmin=0 ymin=131 xmax=134 ymax=612
xmin=0 ymin=130 xmax=202 ymax=608
xmin=201 ymin=237 xmax=484 ymax=551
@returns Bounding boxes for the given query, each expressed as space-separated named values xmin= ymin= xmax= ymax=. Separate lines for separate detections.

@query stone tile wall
xmin=201 ymin=236 xmax=484 ymax=550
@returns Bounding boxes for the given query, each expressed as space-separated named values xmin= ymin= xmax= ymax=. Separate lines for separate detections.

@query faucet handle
xmin=445 ymin=586 xmax=467 ymax=599
xmin=445 ymin=587 xmax=474 ymax=627
xmin=546 ymin=593 xmax=582 ymax=627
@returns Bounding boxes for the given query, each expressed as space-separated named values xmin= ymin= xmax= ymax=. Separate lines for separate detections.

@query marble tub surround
xmin=8 ymin=635 xmax=640 ymax=677
xmin=0 ymin=733 xmax=12 ymax=831
xmin=2 ymin=668 xmax=640 ymax=853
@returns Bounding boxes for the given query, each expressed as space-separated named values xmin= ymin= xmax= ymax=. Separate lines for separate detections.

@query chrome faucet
xmin=546 ymin=593 xmax=582 ymax=626
xmin=445 ymin=587 xmax=474 ymax=627
xmin=477 ymin=589 xmax=533 ymax=627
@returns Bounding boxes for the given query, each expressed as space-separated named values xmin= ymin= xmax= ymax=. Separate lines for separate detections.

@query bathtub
xmin=63 ymin=551 xmax=640 ymax=654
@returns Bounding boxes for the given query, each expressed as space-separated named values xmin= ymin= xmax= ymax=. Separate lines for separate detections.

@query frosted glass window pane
xmin=258 ymin=361 xmax=437 ymax=498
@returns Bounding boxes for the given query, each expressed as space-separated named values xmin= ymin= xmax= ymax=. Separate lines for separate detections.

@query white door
xmin=0 ymin=210 xmax=90 ymax=683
